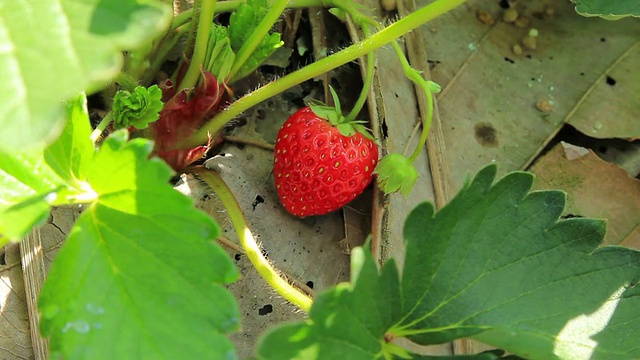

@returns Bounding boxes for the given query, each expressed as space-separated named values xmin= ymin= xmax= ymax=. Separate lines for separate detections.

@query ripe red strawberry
xmin=273 ymin=104 xmax=378 ymax=217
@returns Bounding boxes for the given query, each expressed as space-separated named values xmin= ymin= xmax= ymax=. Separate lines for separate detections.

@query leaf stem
xmin=228 ymin=0 xmax=289 ymax=82
xmin=179 ymin=0 xmax=216 ymax=92
xmin=188 ymin=167 xmax=313 ymax=312
xmin=183 ymin=0 xmax=465 ymax=147
xmin=172 ymin=7 xmax=193 ymax=30
xmin=345 ymin=26 xmax=374 ymax=122
xmin=90 ymin=112 xmax=113 ymax=143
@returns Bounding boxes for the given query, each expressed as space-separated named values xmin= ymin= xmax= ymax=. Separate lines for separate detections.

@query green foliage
xmin=0 ymin=0 xmax=172 ymax=151
xmin=0 ymin=148 xmax=63 ymax=244
xmin=39 ymin=129 xmax=240 ymax=359
xmin=0 ymin=94 xmax=96 ymax=244
xmin=257 ymin=165 xmax=640 ymax=359
xmin=45 ymin=94 xmax=97 ymax=183
xmin=571 ymin=0 xmax=640 ymax=19
xmin=228 ymin=0 xmax=283 ymax=81
xmin=0 ymin=93 xmax=241 ymax=358
xmin=113 ymin=85 xmax=164 ymax=130
xmin=204 ymin=25 xmax=237 ymax=81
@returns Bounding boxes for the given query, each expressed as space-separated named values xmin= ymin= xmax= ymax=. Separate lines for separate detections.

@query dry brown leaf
xmin=568 ymin=42 xmax=640 ymax=139
xmin=531 ymin=143 xmax=640 ymax=247
xmin=420 ymin=0 xmax=640 ymax=192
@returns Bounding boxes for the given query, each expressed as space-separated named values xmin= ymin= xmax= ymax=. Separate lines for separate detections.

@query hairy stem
xmin=228 ymin=0 xmax=289 ymax=82
xmin=345 ymin=26 xmax=375 ymax=122
xmin=183 ymin=0 xmax=465 ymax=148
xmin=188 ymin=167 xmax=313 ymax=312
xmin=179 ymin=0 xmax=216 ymax=91
xmin=90 ymin=112 xmax=113 ymax=143
xmin=388 ymin=41 xmax=435 ymax=162
xmin=142 ymin=23 xmax=191 ymax=85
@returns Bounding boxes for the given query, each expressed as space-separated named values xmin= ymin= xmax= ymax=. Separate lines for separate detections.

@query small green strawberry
xmin=273 ymin=89 xmax=378 ymax=217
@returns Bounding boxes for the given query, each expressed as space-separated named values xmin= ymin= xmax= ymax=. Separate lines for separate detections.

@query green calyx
xmin=374 ymin=153 xmax=419 ymax=196
xmin=308 ymin=86 xmax=376 ymax=141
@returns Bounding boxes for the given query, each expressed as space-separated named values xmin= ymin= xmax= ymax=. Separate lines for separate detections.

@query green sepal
xmin=112 ymin=85 xmax=163 ymax=130
xmin=308 ymin=86 xmax=377 ymax=142
xmin=352 ymin=123 xmax=377 ymax=142
xmin=426 ymin=80 xmax=441 ymax=93
xmin=328 ymin=86 xmax=342 ymax=115
xmin=308 ymin=99 xmax=343 ymax=124
xmin=337 ymin=123 xmax=355 ymax=137
xmin=374 ymin=153 xmax=419 ymax=196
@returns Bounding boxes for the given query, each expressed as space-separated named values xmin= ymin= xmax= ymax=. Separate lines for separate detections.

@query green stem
xmin=388 ymin=41 xmax=435 ymax=163
xmin=182 ymin=0 xmax=202 ymax=62
xmin=188 ymin=167 xmax=313 ymax=312
xmin=172 ymin=8 xmax=193 ymax=30
xmin=409 ymin=84 xmax=434 ymax=162
xmin=90 ymin=112 xmax=113 ymax=143
xmin=183 ymin=0 xmax=465 ymax=148
xmin=179 ymin=0 xmax=216 ymax=92
xmin=142 ymin=23 xmax=191 ymax=85
xmin=228 ymin=0 xmax=289 ymax=82
xmin=345 ymin=26 xmax=375 ymax=122
xmin=115 ymin=73 xmax=138 ymax=92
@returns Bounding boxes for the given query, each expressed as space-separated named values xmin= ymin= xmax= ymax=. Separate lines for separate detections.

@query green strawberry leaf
xmin=0 ymin=94 xmax=99 ymax=244
xmin=0 ymin=0 xmax=172 ymax=151
xmin=228 ymin=0 xmax=283 ymax=81
xmin=112 ymin=85 xmax=164 ymax=130
xmin=257 ymin=245 xmax=401 ymax=360
xmin=39 ymin=130 xmax=241 ymax=359
xmin=257 ymin=165 xmax=640 ymax=359
xmin=0 ymin=149 xmax=63 ymax=244
xmin=45 ymin=94 xmax=95 ymax=183
xmin=570 ymin=0 xmax=640 ymax=19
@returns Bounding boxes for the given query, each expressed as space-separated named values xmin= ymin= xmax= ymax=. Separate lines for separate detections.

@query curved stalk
xmin=188 ymin=167 xmax=313 ymax=312
xmin=183 ymin=0 xmax=465 ymax=148
xmin=388 ymin=41 xmax=435 ymax=162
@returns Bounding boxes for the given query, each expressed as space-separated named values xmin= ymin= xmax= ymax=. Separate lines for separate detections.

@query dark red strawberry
xmin=273 ymin=103 xmax=378 ymax=217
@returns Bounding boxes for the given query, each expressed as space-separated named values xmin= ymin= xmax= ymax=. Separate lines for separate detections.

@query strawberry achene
xmin=274 ymin=107 xmax=378 ymax=217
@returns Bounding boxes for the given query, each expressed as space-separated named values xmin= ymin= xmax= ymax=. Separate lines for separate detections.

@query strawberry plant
xmin=0 ymin=0 xmax=639 ymax=359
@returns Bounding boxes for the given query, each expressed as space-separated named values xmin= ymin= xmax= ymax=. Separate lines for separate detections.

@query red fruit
xmin=274 ymin=107 xmax=378 ymax=217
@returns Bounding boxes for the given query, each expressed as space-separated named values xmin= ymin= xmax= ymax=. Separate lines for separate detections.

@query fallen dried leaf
xmin=532 ymin=143 xmax=640 ymax=247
